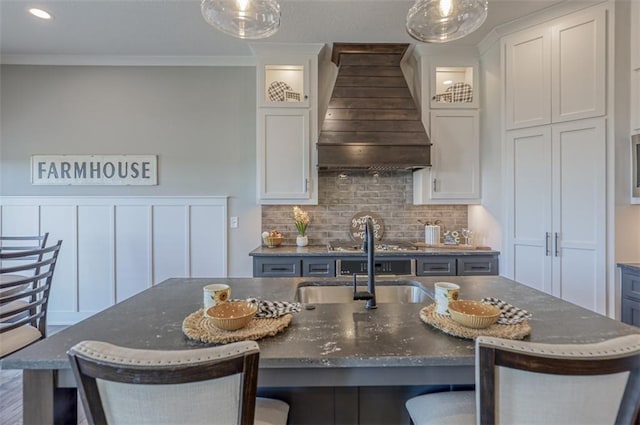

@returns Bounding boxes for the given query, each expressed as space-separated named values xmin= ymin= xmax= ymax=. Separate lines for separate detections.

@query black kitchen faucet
xmin=353 ymin=217 xmax=377 ymax=309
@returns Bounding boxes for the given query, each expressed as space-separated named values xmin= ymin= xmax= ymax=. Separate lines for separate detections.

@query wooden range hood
xmin=317 ymin=43 xmax=431 ymax=170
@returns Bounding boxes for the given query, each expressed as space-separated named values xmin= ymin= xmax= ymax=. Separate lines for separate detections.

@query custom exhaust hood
xmin=317 ymin=43 xmax=431 ymax=170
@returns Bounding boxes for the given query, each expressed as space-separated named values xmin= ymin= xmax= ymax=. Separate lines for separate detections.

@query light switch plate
xmin=230 ymin=216 xmax=238 ymax=228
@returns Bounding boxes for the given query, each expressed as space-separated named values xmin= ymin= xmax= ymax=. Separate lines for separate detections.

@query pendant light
xmin=201 ymin=0 xmax=280 ymax=40
xmin=406 ymin=0 xmax=488 ymax=43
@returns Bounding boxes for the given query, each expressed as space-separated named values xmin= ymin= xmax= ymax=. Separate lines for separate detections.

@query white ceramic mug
xmin=434 ymin=282 xmax=460 ymax=315
xmin=203 ymin=284 xmax=231 ymax=309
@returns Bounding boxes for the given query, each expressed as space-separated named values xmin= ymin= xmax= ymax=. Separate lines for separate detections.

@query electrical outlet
xmin=230 ymin=216 xmax=238 ymax=228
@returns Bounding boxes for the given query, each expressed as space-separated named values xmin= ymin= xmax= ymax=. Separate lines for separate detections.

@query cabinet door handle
xmin=554 ymin=232 xmax=559 ymax=257
xmin=432 ymin=179 xmax=437 ymax=193
xmin=545 ymin=232 xmax=550 ymax=256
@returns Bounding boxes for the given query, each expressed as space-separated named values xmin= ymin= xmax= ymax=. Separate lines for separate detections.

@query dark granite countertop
xmin=618 ymin=263 xmax=640 ymax=272
xmin=2 ymin=276 xmax=637 ymax=372
xmin=250 ymin=246 xmax=500 ymax=257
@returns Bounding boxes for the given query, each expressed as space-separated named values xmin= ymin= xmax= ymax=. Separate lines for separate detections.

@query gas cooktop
xmin=327 ymin=240 xmax=418 ymax=252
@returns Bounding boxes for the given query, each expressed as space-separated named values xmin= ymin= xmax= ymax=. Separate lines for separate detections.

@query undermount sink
xmin=295 ymin=281 xmax=432 ymax=304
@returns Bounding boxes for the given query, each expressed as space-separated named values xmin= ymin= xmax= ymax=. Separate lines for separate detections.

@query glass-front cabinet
xmin=258 ymin=59 xmax=310 ymax=108
xmin=430 ymin=59 xmax=479 ymax=109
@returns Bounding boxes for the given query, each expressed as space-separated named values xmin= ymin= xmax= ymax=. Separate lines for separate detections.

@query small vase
xmin=296 ymin=235 xmax=308 ymax=247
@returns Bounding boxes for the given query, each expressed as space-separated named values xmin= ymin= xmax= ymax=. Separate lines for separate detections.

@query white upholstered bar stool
xmin=68 ymin=340 xmax=289 ymax=425
xmin=405 ymin=334 xmax=640 ymax=425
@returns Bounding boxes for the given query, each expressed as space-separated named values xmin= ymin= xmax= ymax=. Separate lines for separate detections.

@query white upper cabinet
xmin=257 ymin=57 xmax=311 ymax=108
xmin=504 ymin=7 xmax=606 ymax=129
xmin=430 ymin=58 xmax=479 ymax=109
xmin=257 ymin=108 xmax=311 ymax=201
xmin=414 ymin=53 xmax=481 ymax=205
xmin=551 ymin=8 xmax=606 ymax=123
xmin=414 ymin=110 xmax=480 ymax=204
xmin=252 ymin=44 xmax=323 ymax=204
xmin=504 ymin=26 xmax=552 ymax=129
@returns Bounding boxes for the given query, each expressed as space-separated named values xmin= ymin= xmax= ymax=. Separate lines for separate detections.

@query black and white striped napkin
xmin=481 ymin=297 xmax=532 ymax=325
xmin=233 ymin=298 xmax=302 ymax=318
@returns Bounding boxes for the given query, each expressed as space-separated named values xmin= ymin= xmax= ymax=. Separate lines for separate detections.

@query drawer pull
xmin=428 ymin=267 xmax=449 ymax=270
xmin=270 ymin=267 xmax=290 ymax=271
xmin=469 ymin=266 xmax=488 ymax=270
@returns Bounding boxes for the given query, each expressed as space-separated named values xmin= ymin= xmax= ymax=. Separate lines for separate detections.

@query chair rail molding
xmin=0 ymin=196 xmax=228 ymax=324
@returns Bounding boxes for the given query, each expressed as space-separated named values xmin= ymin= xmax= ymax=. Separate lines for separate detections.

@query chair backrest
xmin=0 ymin=233 xmax=50 ymax=273
xmin=0 ymin=233 xmax=49 ymax=255
xmin=0 ymin=240 xmax=62 ymax=337
xmin=476 ymin=334 xmax=640 ymax=425
xmin=67 ymin=340 xmax=261 ymax=425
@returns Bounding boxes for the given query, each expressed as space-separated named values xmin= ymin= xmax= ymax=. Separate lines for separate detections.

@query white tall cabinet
xmin=505 ymin=119 xmax=606 ymax=313
xmin=503 ymin=4 xmax=609 ymax=314
xmin=252 ymin=45 xmax=323 ymax=205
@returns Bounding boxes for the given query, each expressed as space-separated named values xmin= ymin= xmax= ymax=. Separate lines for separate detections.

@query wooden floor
xmin=0 ymin=326 xmax=88 ymax=425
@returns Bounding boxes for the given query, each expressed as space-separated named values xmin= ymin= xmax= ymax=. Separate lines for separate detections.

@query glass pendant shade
xmin=406 ymin=0 xmax=488 ymax=43
xmin=201 ymin=0 xmax=280 ymax=40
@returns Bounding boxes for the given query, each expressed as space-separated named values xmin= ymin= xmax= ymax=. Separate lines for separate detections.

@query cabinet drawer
xmin=416 ymin=257 xmax=456 ymax=276
xmin=457 ymin=256 xmax=498 ymax=276
xmin=253 ymin=258 xmax=301 ymax=277
xmin=622 ymin=297 xmax=640 ymax=327
xmin=622 ymin=270 xmax=640 ymax=302
xmin=302 ymin=258 xmax=336 ymax=277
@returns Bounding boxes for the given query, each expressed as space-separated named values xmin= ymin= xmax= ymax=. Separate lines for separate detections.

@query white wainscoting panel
xmin=115 ymin=206 xmax=151 ymax=303
xmin=0 ymin=196 xmax=228 ymax=324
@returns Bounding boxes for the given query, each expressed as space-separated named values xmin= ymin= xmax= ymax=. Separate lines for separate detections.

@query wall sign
xmin=31 ymin=155 xmax=157 ymax=186
xmin=349 ymin=211 xmax=384 ymax=242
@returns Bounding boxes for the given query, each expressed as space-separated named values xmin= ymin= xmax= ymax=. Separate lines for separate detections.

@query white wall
xmin=0 ymin=65 xmax=260 ymax=277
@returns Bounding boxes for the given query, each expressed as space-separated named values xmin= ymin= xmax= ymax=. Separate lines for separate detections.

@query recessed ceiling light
xmin=29 ymin=8 xmax=52 ymax=20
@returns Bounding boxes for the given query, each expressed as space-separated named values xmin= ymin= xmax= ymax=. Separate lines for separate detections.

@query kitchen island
xmin=2 ymin=276 xmax=637 ymax=424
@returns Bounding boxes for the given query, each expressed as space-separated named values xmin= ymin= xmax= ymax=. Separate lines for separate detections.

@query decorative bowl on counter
xmin=262 ymin=230 xmax=284 ymax=248
xmin=448 ymin=300 xmax=501 ymax=329
xmin=262 ymin=235 xmax=284 ymax=248
xmin=205 ymin=301 xmax=258 ymax=331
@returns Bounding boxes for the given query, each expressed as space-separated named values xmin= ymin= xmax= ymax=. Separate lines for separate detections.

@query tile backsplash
xmin=262 ymin=170 xmax=468 ymax=246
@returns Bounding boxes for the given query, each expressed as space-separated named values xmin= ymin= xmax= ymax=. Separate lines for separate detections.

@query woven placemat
xmin=420 ymin=304 xmax=531 ymax=340
xmin=182 ymin=309 xmax=292 ymax=344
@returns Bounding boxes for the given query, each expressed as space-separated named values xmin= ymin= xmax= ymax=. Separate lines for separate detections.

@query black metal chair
xmin=406 ymin=334 xmax=640 ymax=424
xmin=0 ymin=240 xmax=62 ymax=358
xmin=0 ymin=233 xmax=50 ymax=299
xmin=68 ymin=340 xmax=290 ymax=425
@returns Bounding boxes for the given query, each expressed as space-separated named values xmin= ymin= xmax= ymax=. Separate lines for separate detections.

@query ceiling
xmin=0 ymin=0 xmax=568 ymax=60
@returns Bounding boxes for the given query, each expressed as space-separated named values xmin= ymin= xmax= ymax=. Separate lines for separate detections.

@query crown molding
xmin=249 ymin=42 xmax=326 ymax=56
xmin=0 ymin=55 xmax=257 ymax=67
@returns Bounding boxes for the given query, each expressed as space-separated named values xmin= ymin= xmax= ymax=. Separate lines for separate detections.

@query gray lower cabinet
xmin=254 ymin=257 xmax=300 ymax=277
xmin=621 ymin=268 xmax=640 ymax=327
xmin=254 ymin=257 xmax=335 ymax=278
xmin=457 ymin=256 xmax=499 ymax=276
xmin=302 ymin=258 xmax=336 ymax=277
xmin=416 ymin=257 xmax=456 ymax=276
xmin=254 ymin=255 xmax=498 ymax=278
